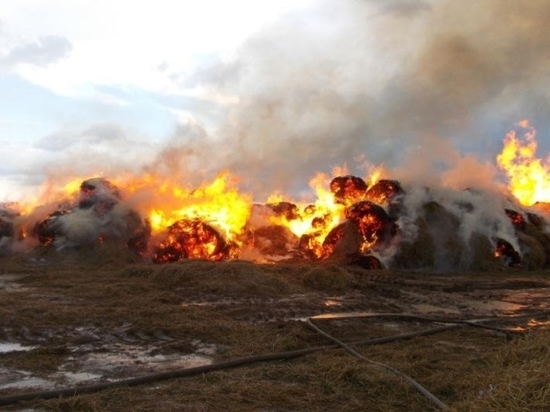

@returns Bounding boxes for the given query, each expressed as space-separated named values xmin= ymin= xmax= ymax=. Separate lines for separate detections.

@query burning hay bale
xmin=349 ymin=253 xmax=383 ymax=270
xmin=78 ymin=178 xmax=121 ymax=216
xmin=31 ymin=178 xmax=150 ymax=255
xmin=319 ymin=220 xmax=363 ymax=262
xmin=391 ymin=201 xmax=493 ymax=271
xmin=365 ymin=179 xmax=403 ymax=202
xmin=266 ymin=201 xmax=300 ymax=220
xmin=505 ymin=208 xmax=527 ymax=231
xmin=330 ymin=175 xmax=368 ymax=206
xmin=152 ymin=219 xmax=238 ymax=263
xmin=34 ymin=208 xmax=72 ymax=245
xmin=8 ymin=170 xmax=550 ymax=272
xmin=247 ymin=225 xmax=299 ymax=258
xmin=495 ymin=238 xmax=521 ymax=267
xmin=345 ymin=200 xmax=397 ymax=249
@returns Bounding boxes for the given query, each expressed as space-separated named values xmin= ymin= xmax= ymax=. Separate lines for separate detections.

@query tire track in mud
xmin=0 ymin=325 xmax=188 ymax=349
xmin=176 ymin=275 xmax=550 ymax=324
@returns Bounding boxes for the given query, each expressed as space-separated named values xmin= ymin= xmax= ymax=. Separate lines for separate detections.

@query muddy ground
xmin=1 ymin=249 xmax=550 ymax=411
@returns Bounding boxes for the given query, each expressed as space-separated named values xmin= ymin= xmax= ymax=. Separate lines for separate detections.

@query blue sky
xmin=1 ymin=0 xmax=550 ymax=202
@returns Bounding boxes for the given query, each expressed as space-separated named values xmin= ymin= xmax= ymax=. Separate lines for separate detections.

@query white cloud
xmin=0 ymin=0 xmax=315 ymax=98
xmin=0 ymin=35 xmax=72 ymax=68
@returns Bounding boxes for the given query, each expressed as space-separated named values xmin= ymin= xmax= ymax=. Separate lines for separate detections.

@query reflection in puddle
xmin=509 ymin=318 xmax=550 ymax=332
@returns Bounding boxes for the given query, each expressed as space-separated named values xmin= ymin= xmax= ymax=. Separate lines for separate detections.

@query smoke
xmin=5 ymin=1 xmax=550 ymax=271
xmin=148 ymin=0 xmax=550 ymax=198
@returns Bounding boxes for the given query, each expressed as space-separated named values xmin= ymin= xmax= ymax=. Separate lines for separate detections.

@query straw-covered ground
xmin=1 ymin=247 xmax=550 ymax=411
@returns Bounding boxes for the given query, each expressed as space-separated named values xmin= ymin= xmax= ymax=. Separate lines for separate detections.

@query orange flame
xmin=127 ymin=172 xmax=252 ymax=241
xmin=497 ymin=120 xmax=550 ymax=206
xmin=266 ymin=172 xmax=345 ymax=257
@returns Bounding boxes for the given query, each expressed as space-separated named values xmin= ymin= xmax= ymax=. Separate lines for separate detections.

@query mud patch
xmin=0 ymin=326 xmax=216 ymax=394
xmin=71 ymin=342 xmax=213 ymax=378
xmin=0 ymin=368 xmax=54 ymax=390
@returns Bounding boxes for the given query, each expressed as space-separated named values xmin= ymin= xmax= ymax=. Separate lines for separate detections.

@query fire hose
xmin=0 ymin=311 xmax=547 ymax=409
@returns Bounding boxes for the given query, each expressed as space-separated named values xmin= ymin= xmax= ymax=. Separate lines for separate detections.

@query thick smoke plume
xmin=3 ymin=1 xmax=550 ymax=272
xmin=153 ymin=0 xmax=550 ymax=197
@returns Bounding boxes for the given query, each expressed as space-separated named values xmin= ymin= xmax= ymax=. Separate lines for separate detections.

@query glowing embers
xmin=345 ymin=201 xmax=397 ymax=250
xmin=365 ymin=179 xmax=403 ymax=206
xmin=153 ymin=219 xmax=238 ymax=263
xmin=495 ymin=238 xmax=521 ymax=267
xmin=266 ymin=202 xmax=301 ymax=221
xmin=34 ymin=209 xmax=71 ymax=245
xmin=349 ymin=253 xmax=383 ymax=270
xmin=293 ymin=176 xmax=399 ymax=264
xmin=505 ymin=209 xmax=526 ymax=231
xmin=330 ymin=175 xmax=368 ymax=206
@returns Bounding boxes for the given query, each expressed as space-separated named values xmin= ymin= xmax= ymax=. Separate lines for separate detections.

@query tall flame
xmin=497 ymin=120 xmax=550 ymax=206
xmin=267 ymin=172 xmax=344 ymax=241
xmin=129 ymin=172 xmax=252 ymax=240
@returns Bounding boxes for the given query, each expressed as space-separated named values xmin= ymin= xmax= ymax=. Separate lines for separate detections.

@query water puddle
xmin=0 ymin=342 xmax=36 ymax=353
xmin=0 ymin=368 xmax=55 ymax=390
xmin=0 ymin=273 xmax=29 ymax=292
xmin=0 ymin=338 xmax=216 ymax=392
xmin=76 ymin=343 xmax=213 ymax=376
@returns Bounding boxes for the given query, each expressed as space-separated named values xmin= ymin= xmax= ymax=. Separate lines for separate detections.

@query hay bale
xmin=467 ymin=233 xmax=501 ymax=271
xmin=517 ymin=231 xmax=547 ymax=269
xmin=252 ymin=225 xmax=297 ymax=257
xmin=391 ymin=217 xmax=435 ymax=269
xmin=323 ymin=221 xmax=362 ymax=264
xmin=523 ymin=222 xmax=550 ymax=268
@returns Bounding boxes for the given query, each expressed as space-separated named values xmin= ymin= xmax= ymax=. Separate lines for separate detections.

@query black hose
xmin=0 ymin=324 xmax=458 ymax=407
xmin=307 ymin=317 xmax=450 ymax=410
xmin=0 ymin=311 xmax=545 ymax=408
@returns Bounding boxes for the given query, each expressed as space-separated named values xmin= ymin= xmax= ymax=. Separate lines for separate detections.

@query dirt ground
xmin=1 ymin=249 xmax=550 ymax=411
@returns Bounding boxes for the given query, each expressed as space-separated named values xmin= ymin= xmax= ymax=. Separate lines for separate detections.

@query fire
xmin=265 ymin=172 xmax=346 ymax=258
xmin=497 ymin=120 xmax=550 ymax=206
xmin=138 ymin=173 xmax=251 ymax=240
xmin=6 ymin=138 xmax=549 ymax=271
xmin=494 ymin=238 xmax=521 ymax=267
xmin=152 ymin=219 xmax=238 ymax=263
xmin=264 ymin=172 xmax=398 ymax=260
xmin=345 ymin=201 xmax=396 ymax=252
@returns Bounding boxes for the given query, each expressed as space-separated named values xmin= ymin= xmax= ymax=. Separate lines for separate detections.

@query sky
xmin=1 ymin=0 xmax=550 ymax=202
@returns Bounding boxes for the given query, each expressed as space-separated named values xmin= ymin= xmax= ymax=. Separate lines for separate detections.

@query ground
xmin=1 ymin=248 xmax=550 ymax=411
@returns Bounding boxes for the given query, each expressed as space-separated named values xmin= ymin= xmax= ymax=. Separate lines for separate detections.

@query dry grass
xmin=1 ymin=251 xmax=550 ymax=411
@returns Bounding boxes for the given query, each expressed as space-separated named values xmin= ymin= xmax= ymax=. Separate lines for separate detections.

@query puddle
xmin=412 ymin=304 xmax=461 ymax=315
xmin=0 ymin=336 xmax=217 ymax=393
xmin=0 ymin=368 xmax=55 ymax=390
xmin=0 ymin=342 xmax=36 ymax=353
xmin=0 ymin=273 xmax=29 ymax=292
xmin=77 ymin=343 xmax=213 ymax=376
